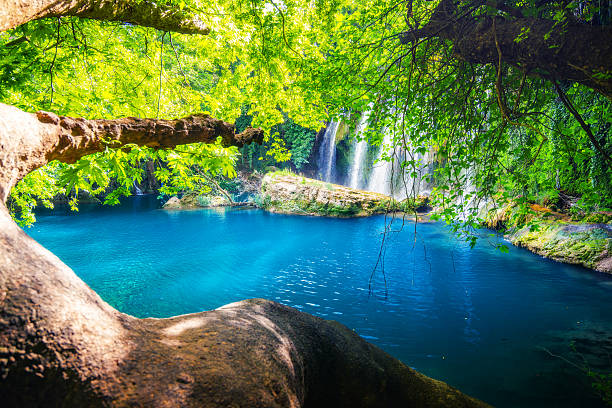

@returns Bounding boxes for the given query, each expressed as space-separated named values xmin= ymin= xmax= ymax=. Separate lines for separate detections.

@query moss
xmin=510 ymin=220 xmax=611 ymax=271
xmin=583 ymin=212 xmax=612 ymax=224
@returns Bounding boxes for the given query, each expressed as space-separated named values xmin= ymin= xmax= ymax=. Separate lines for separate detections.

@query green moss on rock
xmin=259 ymin=172 xmax=421 ymax=217
xmin=509 ymin=222 xmax=612 ymax=273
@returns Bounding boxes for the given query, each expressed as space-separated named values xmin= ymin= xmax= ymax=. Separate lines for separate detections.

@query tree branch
xmin=0 ymin=0 xmax=210 ymax=34
xmin=400 ymin=0 xmax=612 ymax=98
xmin=553 ymin=81 xmax=612 ymax=165
xmin=0 ymin=103 xmax=263 ymax=202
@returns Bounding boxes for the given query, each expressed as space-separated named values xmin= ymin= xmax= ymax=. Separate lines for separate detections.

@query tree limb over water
xmin=0 ymin=103 xmax=264 ymax=202
xmin=0 ymin=0 xmax=210 ymax=34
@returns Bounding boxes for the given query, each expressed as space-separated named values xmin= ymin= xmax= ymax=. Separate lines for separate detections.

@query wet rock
xmin=162 ymin=196 xmax=182 ymax=209
xmin=509 ymin=222 xmax=612 ymax=273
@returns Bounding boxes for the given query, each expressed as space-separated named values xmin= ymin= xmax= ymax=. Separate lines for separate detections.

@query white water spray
xmin=367 ymin=129 xmax=393 ymax=195
xmin=317 ymin=120 xmax=339 ymax=182
xmin=348 ymin=112 xmax=370 ymax=189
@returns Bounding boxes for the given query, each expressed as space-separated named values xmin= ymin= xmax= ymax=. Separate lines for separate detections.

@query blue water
xmin=27 ymin=196 xmax=612 ymax=407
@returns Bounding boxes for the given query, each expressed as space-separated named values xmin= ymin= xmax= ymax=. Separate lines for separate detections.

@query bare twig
xmin=49 ymin=18 xmax=61 ymax=108
xmin=157 ymin=32 xmax=166 ymax=118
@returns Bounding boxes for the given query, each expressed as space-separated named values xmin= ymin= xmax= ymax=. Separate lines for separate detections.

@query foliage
xmin=239 ymin=113 xmax=318 ymax=171
xmin=8 ymin=138 xmax=238 ymax=226
xmin=1 ymin=0 xmax=611 ymax=236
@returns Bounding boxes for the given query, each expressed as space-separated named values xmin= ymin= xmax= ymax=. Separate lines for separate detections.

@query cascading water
xmin=391 ymin=148 xmax=423 ymax=200
xmin=133 ymin=181 xmax=143 ymax=195
xmin=348 ymin=112 xmax=370 ymax=189
xmin=317 ymin=120 xmax=339 ymax=183
xmin=367 ymin=129 xmax=393 ymax=195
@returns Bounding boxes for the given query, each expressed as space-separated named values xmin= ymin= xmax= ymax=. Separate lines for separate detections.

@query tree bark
xmin=401 ymin=0 xmax=612 ymax=98
xmin=0 ymin=103 xmax=263 ymax=202
xmin=0 ymin=0 xmax=210 ymax=33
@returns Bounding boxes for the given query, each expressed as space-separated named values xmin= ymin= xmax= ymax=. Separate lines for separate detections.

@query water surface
xmin=27 ymin=196 xmax=612 ymax=407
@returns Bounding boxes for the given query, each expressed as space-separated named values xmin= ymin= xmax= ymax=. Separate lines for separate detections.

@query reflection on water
xmin=27 ymin=196 xmax=612 ymax=408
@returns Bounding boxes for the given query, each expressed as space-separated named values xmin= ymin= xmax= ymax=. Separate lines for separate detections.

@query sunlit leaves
xmin=3 ymin=0 xmax=610 ymax=231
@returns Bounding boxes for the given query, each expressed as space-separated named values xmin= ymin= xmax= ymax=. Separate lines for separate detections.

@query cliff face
xmin=260 ymin=172 xmax=420 ymax=217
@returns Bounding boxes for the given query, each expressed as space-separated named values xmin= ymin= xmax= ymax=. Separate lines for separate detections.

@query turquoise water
xmin=27 ymin=196 xmax=612 ymax=407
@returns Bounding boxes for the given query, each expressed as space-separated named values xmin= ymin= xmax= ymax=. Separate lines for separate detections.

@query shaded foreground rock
xmin=0 ymin=204 xmax=488 ymax=407
xmin=260 ymin=172 xmax=424 ymax=217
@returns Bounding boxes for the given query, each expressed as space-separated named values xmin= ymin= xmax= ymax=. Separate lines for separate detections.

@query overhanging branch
xmin=36 ymin=110 xmax=264 ymax=163
xmin=400 ymin=1 xmax=612 ymax=98
xmin=0 ymin=0 xmax=210 ymax=34
xmin=0 ymin=103 xmax=263 ymax=201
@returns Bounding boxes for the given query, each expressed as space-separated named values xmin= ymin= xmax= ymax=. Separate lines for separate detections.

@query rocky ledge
xmin=487 ymin=205 xmax=612 ymax=273
xmin=509 ymin=222 xmax=612 ymax=273
xmin=260 ymin=172 xmax=426 ymax=217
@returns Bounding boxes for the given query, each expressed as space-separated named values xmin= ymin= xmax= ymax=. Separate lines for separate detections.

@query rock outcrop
xmin=509 ymin=222 xmax=612 ymax=273
xmin=260 ymin=172 xmax=422 ymax=217
xmin=485 ymin=204 xmax=612 ymax=273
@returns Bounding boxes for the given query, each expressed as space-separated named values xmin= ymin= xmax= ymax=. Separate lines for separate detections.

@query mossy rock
xmin=510 ymin=221 xmax=612 ymax=273
xmin=260 ymin=172 xmax=406 ymax=217
xmin=583 ymin=212 xmax=612 ymax=224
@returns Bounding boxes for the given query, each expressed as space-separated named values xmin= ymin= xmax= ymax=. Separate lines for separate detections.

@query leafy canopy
xmin=1 ymin=0 xmax=610 ymax=231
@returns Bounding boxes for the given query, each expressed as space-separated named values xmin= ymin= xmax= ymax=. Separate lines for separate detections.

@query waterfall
xmin=133 ymin=181 xmax=143 ymax=195
xmin=367 ymin=129 xmax=393 ymax=195
xmin=348 ymin=112 xmax=370 ymax=189
xmin=317 ymin=120 xmax=339 ymax=182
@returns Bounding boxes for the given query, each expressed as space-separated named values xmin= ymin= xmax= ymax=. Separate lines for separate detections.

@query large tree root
xmin=0 ymin=203 xmax=489 ymax=407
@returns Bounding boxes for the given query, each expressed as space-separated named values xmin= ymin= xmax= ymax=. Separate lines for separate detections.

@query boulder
xmin=162 ymin=194 xmax=231 ymax=209
xmin=260 ymin=172 xmax=411 ymax=217
xmin=162 ymin=196 xmax=182 ymax=209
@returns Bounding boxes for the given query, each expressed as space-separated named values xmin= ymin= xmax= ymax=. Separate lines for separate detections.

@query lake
xmin=26 ymin=196 xmax=612 ymax=407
